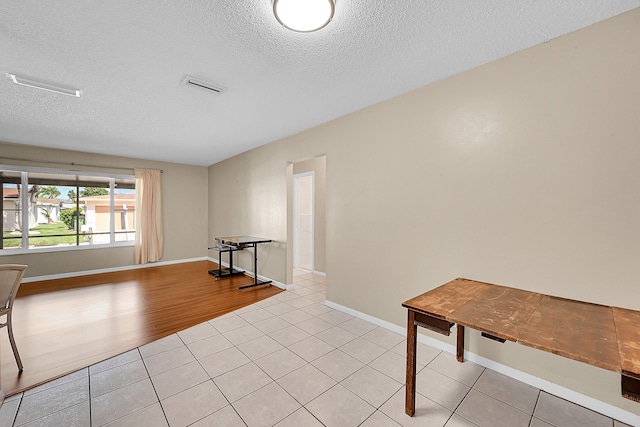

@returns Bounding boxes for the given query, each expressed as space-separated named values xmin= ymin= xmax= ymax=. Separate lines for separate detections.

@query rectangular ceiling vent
xmin=182 ymin=76 xmax=226 ymax=95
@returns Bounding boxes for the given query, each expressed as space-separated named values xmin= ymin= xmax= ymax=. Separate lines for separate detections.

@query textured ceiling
xmin=1 ymin=1 xmax=639 ymax=167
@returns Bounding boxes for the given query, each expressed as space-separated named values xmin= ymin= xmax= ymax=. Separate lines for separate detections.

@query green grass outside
xmin=2 ymin=221 xmax=79 ymax=247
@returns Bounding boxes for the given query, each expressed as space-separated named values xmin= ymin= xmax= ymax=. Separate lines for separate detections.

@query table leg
xmin=456 ymin=324 xmax=465 ymax=362
xmin=238 ymin=243 xmax=272 ymax=290
xmin=253 ymin=243 xmax=258 ymax=285
xmin=405 ymin=310 xmax=417 ymax=416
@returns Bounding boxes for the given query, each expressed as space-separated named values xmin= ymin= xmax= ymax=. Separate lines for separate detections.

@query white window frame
xmin=1 ymin=165 xmax=135 ymax=255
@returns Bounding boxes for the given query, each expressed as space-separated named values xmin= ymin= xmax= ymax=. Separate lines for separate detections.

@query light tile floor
xmin=0 ymin=269 xmax=634 ymax=427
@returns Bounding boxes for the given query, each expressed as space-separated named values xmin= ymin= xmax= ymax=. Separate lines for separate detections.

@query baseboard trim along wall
xmin=324 ymin=299 xmax=640 ymax=427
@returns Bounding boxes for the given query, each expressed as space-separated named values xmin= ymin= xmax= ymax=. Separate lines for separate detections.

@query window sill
xmin=0 ymin=241 xmax=135 ymax=256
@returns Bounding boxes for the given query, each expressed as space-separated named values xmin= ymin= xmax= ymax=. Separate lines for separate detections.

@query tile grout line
xmin=136 ymin=346 xmax=170 ymax=427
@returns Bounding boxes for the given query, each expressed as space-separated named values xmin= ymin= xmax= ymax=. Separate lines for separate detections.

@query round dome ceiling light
xmin=273 ymin=0 xmax=335 ymax=32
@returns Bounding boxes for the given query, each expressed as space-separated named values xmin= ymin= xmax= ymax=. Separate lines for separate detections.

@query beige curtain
xmin=134 ymin=169 xmax=163 ymax=264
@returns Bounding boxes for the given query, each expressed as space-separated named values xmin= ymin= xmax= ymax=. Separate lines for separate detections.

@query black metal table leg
xmin=238 ymin=243 xmax=272 ymax=290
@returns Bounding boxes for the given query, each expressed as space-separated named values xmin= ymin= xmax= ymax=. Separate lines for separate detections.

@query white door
xmin=294 ymin=173 xmax=314 ymax=270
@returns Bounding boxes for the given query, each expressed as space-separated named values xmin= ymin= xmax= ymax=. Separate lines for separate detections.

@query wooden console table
xmin=402 ymin=278 xmax=640 ymax=416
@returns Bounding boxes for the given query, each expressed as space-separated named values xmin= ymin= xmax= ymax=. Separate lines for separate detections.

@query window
xmin=1 ymin=167 xmax=136 ymax=252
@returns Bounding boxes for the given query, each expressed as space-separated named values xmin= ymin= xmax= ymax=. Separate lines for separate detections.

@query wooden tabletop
xmin=403 ymin=278 xmax=640 ymax=378
xmin=613 ymin=307 xmax=640 ymax=378
xmin=448 ymin=284 xmax=543 ymax=343
xmin=215 ymin=236 xmax=272 ymax=245
xmin=518 ymin=296 xmax=619 ymax=371
xmin=402 ymin=278 xmax=488 ymax=319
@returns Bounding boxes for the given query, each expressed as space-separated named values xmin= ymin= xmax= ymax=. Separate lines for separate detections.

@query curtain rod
xmin=0 ymin=156 xmax=164 ymax=173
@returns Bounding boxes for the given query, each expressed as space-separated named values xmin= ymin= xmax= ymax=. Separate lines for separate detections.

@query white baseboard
xmin=293 ymin=267 xmax=326 ymax=277
xmin=21 ymin=257 xmax=208 ymax=283
xmin=324 ymin=299 xmax=640 ymax=427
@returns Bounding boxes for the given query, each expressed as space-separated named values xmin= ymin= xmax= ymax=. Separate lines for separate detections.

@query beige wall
xmin=293 ymin=156 xmax=327 ymax=273
xmin=208 ymin=9 xmax=640 ymax=415
xmin=1 ymin=141 xmax=209 ymax=277
xmin=208 ymin=142 xmax=296 ymax=284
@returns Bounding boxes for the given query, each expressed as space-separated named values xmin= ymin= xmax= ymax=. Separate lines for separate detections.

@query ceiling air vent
xmin=182 ymin=76 xmax=226 ymax=95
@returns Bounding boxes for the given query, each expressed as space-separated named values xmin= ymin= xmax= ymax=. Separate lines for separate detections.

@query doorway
xmin=288 ymin=155 xmax=326 ymax=283
xmin=293 ymin=172 xmax=314 ymax=270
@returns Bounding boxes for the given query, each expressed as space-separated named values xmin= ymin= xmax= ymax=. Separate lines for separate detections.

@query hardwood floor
xmin=0 ymin=260 xmax=283 ymax=396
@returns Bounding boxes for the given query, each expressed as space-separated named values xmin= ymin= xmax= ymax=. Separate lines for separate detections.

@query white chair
xmin=0 ymin=264 xmax=27 ymax=372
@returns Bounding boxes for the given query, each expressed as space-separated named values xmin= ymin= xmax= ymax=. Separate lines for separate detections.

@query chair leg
xmin=7 ymin=312 xmax=23 ymax=372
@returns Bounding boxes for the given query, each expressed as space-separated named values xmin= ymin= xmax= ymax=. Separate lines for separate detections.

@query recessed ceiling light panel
xmin=273 ymin=0 xmax=335 ymax=32
xmin=7 ymin=73 xmax=81 ymax=97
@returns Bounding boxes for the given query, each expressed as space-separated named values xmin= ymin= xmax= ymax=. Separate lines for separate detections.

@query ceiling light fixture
xmin=7 ymin=73 xmax=81 ymax=97
xmin=273 ymin=0 xmax=335 ymax=32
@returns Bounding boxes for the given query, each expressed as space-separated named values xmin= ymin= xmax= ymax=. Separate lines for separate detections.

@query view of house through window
xmin=1 ymin=168 xmax=136 ymax=251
